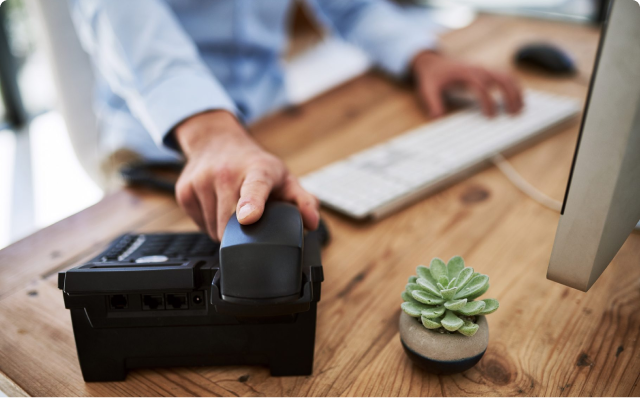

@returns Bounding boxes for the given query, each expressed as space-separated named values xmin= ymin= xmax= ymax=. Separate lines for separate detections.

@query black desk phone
xmin=58 ymin=202 xmax=328 ymax=382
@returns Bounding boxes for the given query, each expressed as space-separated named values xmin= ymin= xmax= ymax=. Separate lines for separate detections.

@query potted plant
xmin=399 ymin=256 xmax=499 ymax=374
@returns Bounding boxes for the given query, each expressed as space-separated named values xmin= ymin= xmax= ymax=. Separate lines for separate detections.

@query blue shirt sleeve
xmin=304 ymin=0 xmax=438 ymax=78
xmin=69 ymin=0 xmax=239 ymax=150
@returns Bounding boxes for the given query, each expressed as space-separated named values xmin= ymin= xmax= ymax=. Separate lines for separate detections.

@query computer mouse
xmin=515 ymin=43 xmax=576 ymax=75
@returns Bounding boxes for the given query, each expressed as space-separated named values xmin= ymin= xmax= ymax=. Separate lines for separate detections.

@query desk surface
xmin=1 ymin=14 xmax=639 ymax=397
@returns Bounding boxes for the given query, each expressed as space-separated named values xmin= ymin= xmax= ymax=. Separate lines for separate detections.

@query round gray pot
xmin=399 ymin=311 xmax=489 ymax=374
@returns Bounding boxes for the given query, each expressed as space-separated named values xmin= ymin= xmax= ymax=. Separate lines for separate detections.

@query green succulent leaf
xmin=416 ymin=277 xmax=443 ymax=298
xmin=421 ymin=306 xmax=446 ymax=319
xmin=401 ymin=290 xmax=420 ymax=304
xmin=457 ymin=300 xmax=486 ymax=316
xmin=454 ymin=274 xmax=489 ymax=300
xmin=439 ymin=287 xmax=458 ymax=300
xmin=429 ymin=258 xmax=448 ymax=283
xmin=466 ymin=282 xmax=490 ymax=300
xmin=401 ymin=301 xmax=433 ymax=317
xmin=437 ymin=275 xmax=450 ymax=286
xmin=447 ymin=256 xmax=465 ymax=279
xmin=416 ymin=265 xmax=436 ymax=284
xmin=441 ymin=310 xmax=464 ymax=332
xmin=408 ymin=275 xmax=418 ymax=284
xmin=412 ymin=290 xmax=446 ymax=305
xmin=421 ymin=316 xmax=443 ymax=329
xmin=447 ymin=277 xmax=457 ymax=289
xmin=444 ymin=298 xmax=467 ymax=311
xmin=454 ymin=268 xmax=474 ymax=289
xmin=458 ymin=320 xmax=480 ymax=336
xmin=479 ymin=298 xmax=499 ymax=315
xmin=405 ymin=283 xmax=422 ymax=295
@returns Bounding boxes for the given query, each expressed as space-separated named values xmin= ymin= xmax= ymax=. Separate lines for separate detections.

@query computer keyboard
xmin=300 ymin=90 xmax=581 ymax=219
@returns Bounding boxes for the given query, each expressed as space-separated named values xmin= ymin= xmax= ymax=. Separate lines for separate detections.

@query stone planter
xmin=399 ymin=311 xmax=489 ymax=374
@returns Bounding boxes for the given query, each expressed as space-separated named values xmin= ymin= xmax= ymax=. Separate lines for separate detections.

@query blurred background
xmin=0 ymin=0 xmax=607 ymax=249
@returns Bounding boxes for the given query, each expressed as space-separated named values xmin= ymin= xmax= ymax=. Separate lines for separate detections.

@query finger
xmin=236 ymin=168 xmax=275 ymax=225
xmin=193 ymin=176 xmax=218 ymax=240
xmin=488 ymin=71 xmax=523 ymax=114
xmin=420 ymin=81 xmax=446 ymax=118
xmin=214 ymin=168 xmax=241 ymax=240
xmin=175 ymin=179 xmax=206 ymax=231
xmin=464 ymin=73 xmax=497 ymax=117
xmin=276 ymin=176 xmax=320 ymax=230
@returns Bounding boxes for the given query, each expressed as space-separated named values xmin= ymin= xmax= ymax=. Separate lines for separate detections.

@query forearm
xmin=70 ymin=0 xmax=238 ymax=148
xmin=305 ymin=0 xmax=438 ymax=77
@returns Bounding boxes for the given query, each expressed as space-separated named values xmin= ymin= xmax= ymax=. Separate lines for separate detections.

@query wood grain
xmin=1 ymin=14 xmax=637 ymax=397
xmin=0 ymin=370 xmax=28 ymax=397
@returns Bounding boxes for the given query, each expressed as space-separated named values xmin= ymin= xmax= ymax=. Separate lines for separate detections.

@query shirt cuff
xmin=139 ymin=73 xmax=239 ymax=151
xmin=375 ymin=34 xmax=438 ymax=79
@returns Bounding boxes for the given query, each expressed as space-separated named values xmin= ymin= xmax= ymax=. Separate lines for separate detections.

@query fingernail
xmin=237 ymin=204 xmax=255 ymax=221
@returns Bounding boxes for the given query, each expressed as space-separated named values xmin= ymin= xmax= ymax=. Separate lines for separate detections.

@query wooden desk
xmin=1 ymin=14 xmax=639 ymax=397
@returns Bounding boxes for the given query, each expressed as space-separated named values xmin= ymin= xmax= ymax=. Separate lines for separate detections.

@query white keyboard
xmin=300 ymin=90 xmax=581 ymax=219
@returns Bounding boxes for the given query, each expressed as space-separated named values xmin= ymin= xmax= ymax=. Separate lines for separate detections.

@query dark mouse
xmin=515 ymin=43 xmax=576 ymax=75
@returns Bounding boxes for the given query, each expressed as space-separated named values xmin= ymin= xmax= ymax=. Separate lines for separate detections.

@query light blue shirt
xmin=70 ymin=0 xmax=438 ymax=160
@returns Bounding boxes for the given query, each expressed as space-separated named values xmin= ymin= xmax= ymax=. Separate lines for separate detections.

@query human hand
xmin=411 ymin=51 xmax=523 ymax=118
xmin=174 ymin=110 xmax=320 ymax=241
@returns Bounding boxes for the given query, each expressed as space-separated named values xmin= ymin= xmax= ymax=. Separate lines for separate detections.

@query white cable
xmin=491 ymin=154 xmax=562 ymax=212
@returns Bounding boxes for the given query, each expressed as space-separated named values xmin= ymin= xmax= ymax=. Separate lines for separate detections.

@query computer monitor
xmin=547 ymin=0 xmax=640 ymax=292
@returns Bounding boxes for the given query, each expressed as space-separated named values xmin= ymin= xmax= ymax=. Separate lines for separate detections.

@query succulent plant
xmin=401 ymin=256 xmax=499 ymax=336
